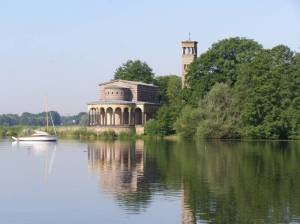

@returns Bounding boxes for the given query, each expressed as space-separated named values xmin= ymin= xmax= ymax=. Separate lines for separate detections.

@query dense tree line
xmin=0 ymin=112 xmax=88 ymax=126
xmin=114 ymin=37 xmax=300 ymax=139
xmin=177 ymin=38 xmax=300 ymax=139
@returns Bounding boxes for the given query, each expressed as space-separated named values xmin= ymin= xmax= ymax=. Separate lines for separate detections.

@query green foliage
xmin=114 ymin=60 xmax=155 ymax=84
xmin=19 ymin=111 xmax=61 ymax=126
xmin=0 ymin=126 xmax=23 ymax=136
xmin=175 ymin=37 xmax=300 ymax=139
xmin=145 ymin=75 xmax=183 ymax=136
xmin=56 ymin=127 xmax=115 ymax=140
xmin=61 ymin=112 xmax=88 ymax=126
xmin=118 ymin=131 xmax=136 ymax=140
xmin=145 ymin=119 xmax=162 ymax=136
xmin=0 ymin=112 xmax=88 ymax=127
xmin=145 ymin=106 xmax=176 ymax=136
xmin=55 ymin=127 xmax=138 ymax=140
xmin=183 ymin=37 xmax=263 ymax=105
xmin=195 ymin=83 xmax=240 ymax=139
xmin=155 ymin=75 xmax=181 ymax=104
xmin=175 ymin=105 xmax=200 ymax=138
xmin=235 ymin=46 xmax=300 ymax=139
xmin=0 ymin=114 xmax=19 ymax=126
xmin=0 ymin=111 xmax=61 ymax=126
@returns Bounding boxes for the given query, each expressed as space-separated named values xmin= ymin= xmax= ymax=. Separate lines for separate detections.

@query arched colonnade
xmin=88 ymin=106 xmax=148 ymax=126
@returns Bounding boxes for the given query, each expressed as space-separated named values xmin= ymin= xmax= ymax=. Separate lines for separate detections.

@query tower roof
xmin=181 ymin=40 xmax=198 ymax=44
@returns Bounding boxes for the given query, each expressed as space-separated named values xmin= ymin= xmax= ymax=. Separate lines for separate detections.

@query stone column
xmin=129 ymin=109 xmax=132 ymax=125
xmin=113 ymin=110 xmax=115 ymax=126
xmin=98 ymin=109 xmax=101 ymax=125
xmin=141 ymin=109 xmax=145 ymax=126
xmin=99 ymin=109 xmax=102 ymax=126
xmin=101 ymin=112 xmax=103 ymax=126
xmin=121 ymin=108 xmax=124 ymax=126
xmin=96 ymin=109 xmax=99 ymax=125
xmin=91 ymin=109 xmax=94 ymax=126
xmin=144 ymin=112 xmax=147 ymax=125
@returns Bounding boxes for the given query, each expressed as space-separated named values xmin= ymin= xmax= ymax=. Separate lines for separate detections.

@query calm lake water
xmin=0 ymin=139 xmax=299 ymax=224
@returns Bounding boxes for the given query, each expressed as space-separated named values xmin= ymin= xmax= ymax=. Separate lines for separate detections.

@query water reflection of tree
xmin=146 ymin=140 xmax=300 ymax=223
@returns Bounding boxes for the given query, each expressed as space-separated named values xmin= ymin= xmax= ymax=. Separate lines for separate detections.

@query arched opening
xmin=123 ymin=108 xmax=129 ymax=125
xmin=89 ymin=108 xmax=97 ymax=126
xmin=135 ymin=108 xmax=142 ymax=125
xmin=114 ymin=107 xmax=122 ymax=125
xmin=88 ymin=109 xmax=92 ymax=125
xmin=96 ymin=108 xmax=100 ymax=125
xmin=106 ymin=107 xmax=113 ymax=125
xmin=100 ymin=108 xmax=105 ymax=125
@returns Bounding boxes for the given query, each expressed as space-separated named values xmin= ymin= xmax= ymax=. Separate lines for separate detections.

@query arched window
xmin=135 ymin=108 xmax=142 ymax=125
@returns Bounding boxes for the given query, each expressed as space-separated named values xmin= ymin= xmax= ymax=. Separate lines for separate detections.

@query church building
xmin=87 ymin=80 xmax=159 ymax=134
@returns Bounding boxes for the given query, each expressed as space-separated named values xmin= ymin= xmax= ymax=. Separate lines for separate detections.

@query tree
xmin=0 ymin=114 xmax=19 ymax=126
xmin=61 ymin=112 xmax=88 ymax=125
xmin=155 ymin=75 xmax=181 ymax=104
xmin=183 ymin=37 xmax=263 ymax=105
xmin=196 ymin=83 xmax=240 ymax=139
xmin=235 ymin=46 xmax=300 ymax=139
xmin=145 ymin=106 xmax=175 ymax=136
xmin=145 ymin=75 xmax=183 ymax=136
xmin=49 ymin=111 xmax=61 ymax=126
xmin=79 ymin=112 xmax=88 ymax=126
xmin=114 ymin=60 xmax=155 ymax=84
xmin=175 ymin=105 xmax=200 ymax=138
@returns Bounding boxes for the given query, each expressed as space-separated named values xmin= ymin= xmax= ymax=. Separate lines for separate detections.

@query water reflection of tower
xmin=88 ymin=141 xmax=144 ymax=194
xmin=182 ymin=189 xmax=196 ymax=224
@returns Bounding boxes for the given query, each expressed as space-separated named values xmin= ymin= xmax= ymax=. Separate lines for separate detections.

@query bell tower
xmin=181 ymin=35 xmax=198 ymax=86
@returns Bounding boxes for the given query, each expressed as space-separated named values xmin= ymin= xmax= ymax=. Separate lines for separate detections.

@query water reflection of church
xmin=88 ymin=141 xmax=144 ymax=195
xmin=87 ymin=141 xmax=195 ymax=223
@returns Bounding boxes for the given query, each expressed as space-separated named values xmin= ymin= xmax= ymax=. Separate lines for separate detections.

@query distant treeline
xmin=0 ymin=112 xmax=88 ymax=126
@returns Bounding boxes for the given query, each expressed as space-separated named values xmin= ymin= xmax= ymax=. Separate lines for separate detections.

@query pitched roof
xmin=99 ymin=79 xmax=158 ymax=88
xmin=87 ymin=100 xmax=159 ymax=105
xmin=103 ymin=85 xmax=129 ymax=89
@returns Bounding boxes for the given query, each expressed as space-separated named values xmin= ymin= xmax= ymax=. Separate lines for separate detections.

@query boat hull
xmin=12 ymin=136 xmax=57 ymax=142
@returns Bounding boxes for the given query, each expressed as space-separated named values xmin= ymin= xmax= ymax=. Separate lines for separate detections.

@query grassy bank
xmin=0 ymin=126 xmax=139 ymax=141
xmin=56 ymin=126 xmax=139 ymax=140
xmin=0 ymin=126 xmax=24 ymax=137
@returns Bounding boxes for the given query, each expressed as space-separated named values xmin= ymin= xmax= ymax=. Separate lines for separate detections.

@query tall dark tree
xmin=114 ymin=60 xmax=155 ymax=84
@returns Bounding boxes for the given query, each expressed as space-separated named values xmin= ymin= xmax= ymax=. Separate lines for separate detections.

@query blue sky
xmin=0 ymin=0 xmax=299 ymax=114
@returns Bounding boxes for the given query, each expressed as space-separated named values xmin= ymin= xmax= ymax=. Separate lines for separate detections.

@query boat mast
xmin=49 ymin=111 xmax=57 ymax=136
xmin=45 ymin=96 xmax=49 ymax=132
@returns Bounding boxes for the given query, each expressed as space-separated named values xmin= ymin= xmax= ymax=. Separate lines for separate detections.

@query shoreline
xmin=1 ymin=125 xmax=299 ymax=141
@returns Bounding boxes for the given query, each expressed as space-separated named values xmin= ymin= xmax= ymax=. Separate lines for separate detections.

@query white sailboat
xmin=12 ymin=99 xmax=57 ymax=142
xmin=12 ymin=130 xmax=57 ymax=142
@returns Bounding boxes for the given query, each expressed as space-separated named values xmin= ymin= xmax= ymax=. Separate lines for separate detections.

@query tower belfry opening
xmin=181 ymin=35 xmax=198 ymax=87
